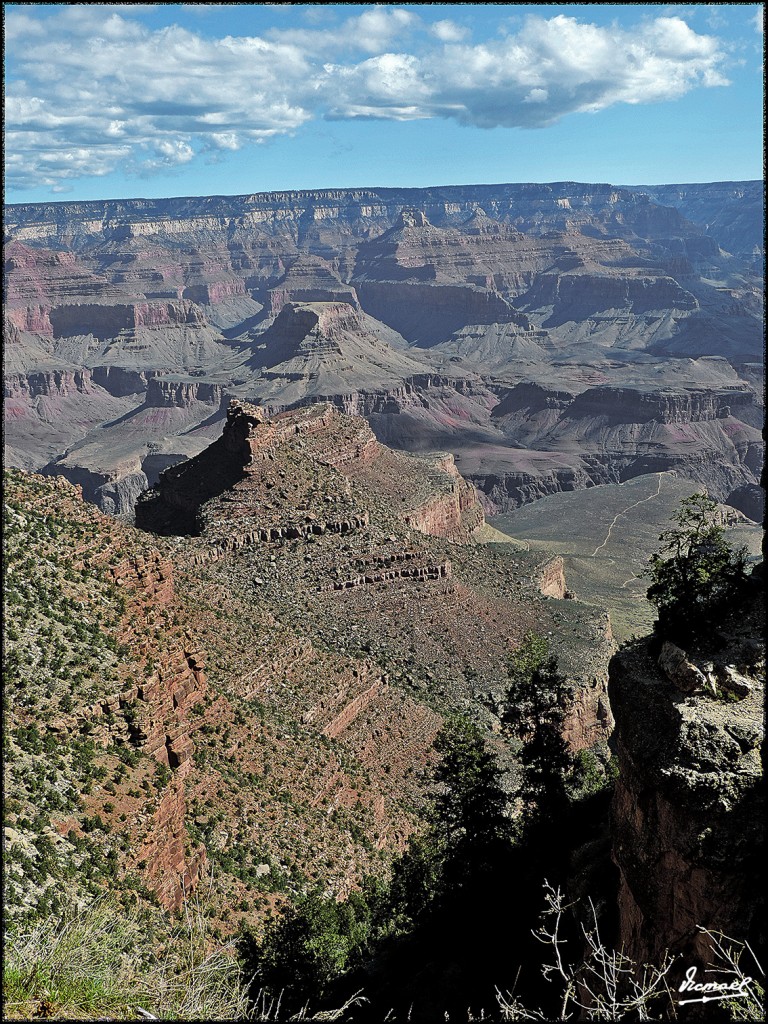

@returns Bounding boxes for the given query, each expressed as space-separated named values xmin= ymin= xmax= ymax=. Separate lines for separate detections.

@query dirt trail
xmin=590 ymin=473 xmax=671 ymax=558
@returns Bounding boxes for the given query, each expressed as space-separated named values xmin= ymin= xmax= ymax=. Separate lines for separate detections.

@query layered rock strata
xmin=137 ymin=400 xmax=486 ymax=545
xmin=4 ymin=181 xmax=762 ymax=517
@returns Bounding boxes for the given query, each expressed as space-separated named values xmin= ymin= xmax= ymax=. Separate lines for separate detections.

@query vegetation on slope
xmin=243 ymin=638 xmax=617 ymax=1020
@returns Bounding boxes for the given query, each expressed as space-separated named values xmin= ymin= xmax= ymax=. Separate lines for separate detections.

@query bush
xmin=645 ymin=493 xmax=749 ymax=645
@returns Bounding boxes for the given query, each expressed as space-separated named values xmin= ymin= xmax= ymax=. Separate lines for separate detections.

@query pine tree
xmin=504 ymin=634 xmax=574 ymax=826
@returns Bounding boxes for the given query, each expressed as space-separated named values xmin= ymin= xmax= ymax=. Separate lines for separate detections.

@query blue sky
xmin=4 ymin=3 xmax=764 ymax=203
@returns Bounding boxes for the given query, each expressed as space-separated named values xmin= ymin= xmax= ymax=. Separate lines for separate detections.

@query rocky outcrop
xmin=90 ymin=365 xmax=155 ymax=396
xmin=470 ymin=380 xmax=764 ymax=511
xmin=565 ymin=385 xmax=755 ymax=425
xmin=190 ymin=514 xmax=370 ymax=565
xmin=322 ymin=559 xmax=451 ymax=592
xmin=355 ymin=280 xmax=527 ymax=346
xmin=247 ymin=301 xmax=430 ymax=407
xmin=129 ymin=646 xmax=207 ymax=768
xmin=635 ymin=181 xmax=764 ymax=262
xmin=48 ymin=300 xmax=206 ymax=340
xmin=534 ymin=555 xmax=568 ymax=599
xmin=4 ymin=369 xmax=95 ymax=399
xmin=468 ymin=460 xmax=602 ymax=512
xmin=111 ymin=550 xmax=175 ymax=622
xmin=145 ymin=377 xmax=222 ymax=408
xmin=5 ymin=304 xmax=54 ymax=336
xmin=403 ymin=454 xmax=485 ymax=542
xmin=609 ymin=597 xmax=765 ymax=965
xmin=656 ymin=641 xmax=711 ymax=695
xmin=267 ymin=255 xmax=360 ymax=315
xmin=51 ymin=549 xmax=205 ymax=767
xmin=726 ymin=482 xmax=765 ymax=523
xmin=182 ymin=279 xmax=247 ymax=305
xmin=43 ymin=462 xmax=150 ymax=517
xmin=561 ymin=675 xmax=614 ymax=752
xmin=135 ymin=771 xmax=207 ymax=911
xmin=4 ymin=365 xmax=154 ymax=402
xmin=521 ymin=271 xmax=698 ymax=318
xmin=138 ymin=400 xmax=486 ymax=544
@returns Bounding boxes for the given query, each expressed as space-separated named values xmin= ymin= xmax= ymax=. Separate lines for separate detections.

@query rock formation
xmin=136 ymin=399 xmax=615 ymax=770
xmin=609 ymin=575 xmax=764 ymax=967
xmin=4 ymin=181 xmax=762 ymax=517
xmin=137 ymin=399 xmax=486 ymax=546
xmin=5 ymin=376 xmax=620 ymax=942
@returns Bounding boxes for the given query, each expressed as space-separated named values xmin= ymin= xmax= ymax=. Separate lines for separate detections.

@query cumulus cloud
xmin=324 ymin=14 xmax=729 ymax=128
xmin=348 ymin=7 xmax=416 ymax=53
xmin=430 ymin=20 xmax=469 ymax=43
xmin=4 ymin=5 xmax=731 ymax=192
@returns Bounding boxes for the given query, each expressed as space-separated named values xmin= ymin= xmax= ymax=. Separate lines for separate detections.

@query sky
xmin=4 ymin=3 xmax=764 ymax=203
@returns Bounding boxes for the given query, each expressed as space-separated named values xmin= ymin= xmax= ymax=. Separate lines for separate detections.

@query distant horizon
xmin=5 ymin=176 xmax=764 ymax=211
xmin=5 ymin=4 xmax=763 ymax=204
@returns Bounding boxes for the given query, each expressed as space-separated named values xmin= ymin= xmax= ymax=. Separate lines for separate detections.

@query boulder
xmin=657 ymin=641 xmax=708 ymax=693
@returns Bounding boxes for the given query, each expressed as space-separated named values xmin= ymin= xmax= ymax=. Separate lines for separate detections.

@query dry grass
xmin=2 ymin=890 xmax=369 ymax=1021
xmin=3 ymin=894 xmax=251 ymax=1021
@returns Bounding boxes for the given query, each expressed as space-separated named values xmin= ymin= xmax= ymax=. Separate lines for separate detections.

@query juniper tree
xmin=645 ymin=492 xmax=749 ymax=645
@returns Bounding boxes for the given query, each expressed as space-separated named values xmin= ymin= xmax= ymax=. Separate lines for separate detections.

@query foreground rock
xmin=609 ymin=575 xmax=765 ymax=967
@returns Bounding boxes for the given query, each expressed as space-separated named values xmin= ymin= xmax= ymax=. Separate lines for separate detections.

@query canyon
xmin=3 ymin=179 xmax=764 ymax=1015
xmin=5 ymin=400 xmax=615 ymax=936
xmin=3 ymin=180 xmax=763 ymax=521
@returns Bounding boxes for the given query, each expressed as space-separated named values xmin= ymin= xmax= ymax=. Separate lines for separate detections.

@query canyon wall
xmin=4 ymin=180 xmax=763 ymax=518
xmin=609 ymin=595 xmax=764 ymax=966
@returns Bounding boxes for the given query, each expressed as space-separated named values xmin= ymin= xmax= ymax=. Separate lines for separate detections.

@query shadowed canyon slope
xmin=4 ymin=181 xmax=763 ymax=516
xmin=5 ymin=401 xmax=615 ymax=936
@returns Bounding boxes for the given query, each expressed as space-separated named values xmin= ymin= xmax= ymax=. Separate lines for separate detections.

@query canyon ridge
xmin=4 ymin=180 xmax=764 ymax=525
xmin=3 ymin=179 xmax=764 ymax=1020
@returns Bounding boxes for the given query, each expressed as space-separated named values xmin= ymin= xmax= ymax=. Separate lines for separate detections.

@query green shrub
xmin=645 ymin=493 xmax=749 ymax=645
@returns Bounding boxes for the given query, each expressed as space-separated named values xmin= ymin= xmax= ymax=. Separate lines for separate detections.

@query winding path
xmin=590 ymin=472 xmax=671 ymax=558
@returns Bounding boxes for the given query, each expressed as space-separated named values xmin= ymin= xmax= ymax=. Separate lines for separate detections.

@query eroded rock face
xmin=4 ymin=181 xmax=762 ymax=516
xmin=609 ymin=592 xmax=765 ymax=966
xmin=138 ymin=399 xmax=486 ymax=545
xmin=37 ymin=533 xmax=210 ymax=911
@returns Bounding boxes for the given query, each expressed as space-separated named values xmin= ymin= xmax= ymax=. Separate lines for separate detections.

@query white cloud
xmin=431 ymin=20 xmax=469 ymax=43
xmin=754 ymin=8 xmax=764 ymax=34
xmin=348 ymin=7 xmax=416 ymax=53
xmin=154 ymin=140 xmax=195 ymax=164
xmin=324 ymin=15 xmax=729 ymax=129
xmin=4 ymin=6 xmax=732 ymax=192
xmin=210 ymin=132 xmax=241 ymax=151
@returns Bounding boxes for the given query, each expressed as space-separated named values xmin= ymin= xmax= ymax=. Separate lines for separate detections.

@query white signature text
xmin=677 ymin=965 xmax=754 ymax=1006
